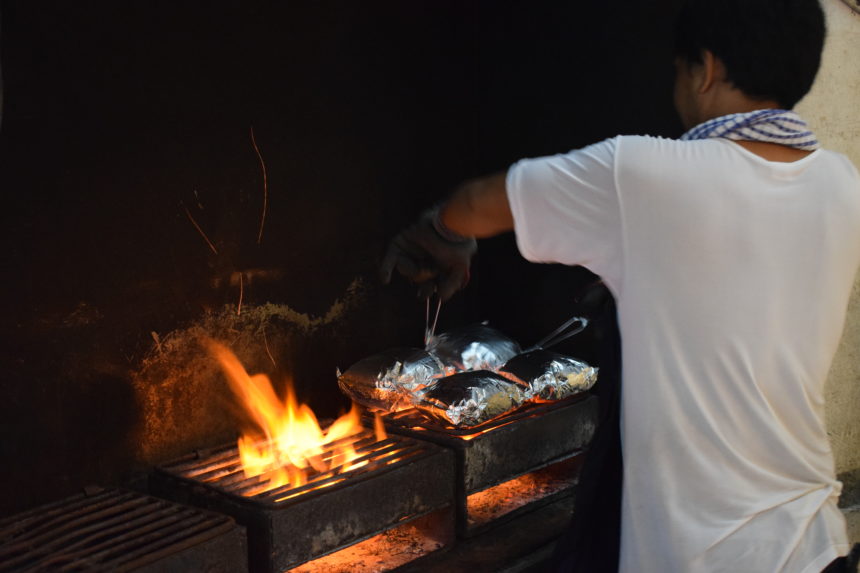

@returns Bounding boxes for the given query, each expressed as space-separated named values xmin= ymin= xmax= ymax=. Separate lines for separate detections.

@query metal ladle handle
xmin=526 ymin=316 xmax=589 ymax=352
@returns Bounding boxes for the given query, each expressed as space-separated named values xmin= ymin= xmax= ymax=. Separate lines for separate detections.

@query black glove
xmin=380 ymin=207 xmax=477 ymax=301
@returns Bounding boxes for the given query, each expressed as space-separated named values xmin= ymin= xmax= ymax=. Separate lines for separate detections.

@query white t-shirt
xmin=506 ymin=135 xmax=860 ymax=573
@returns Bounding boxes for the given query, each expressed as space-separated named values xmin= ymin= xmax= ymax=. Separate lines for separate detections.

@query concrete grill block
xmin=151 ymin=437 xmax=456 ymax=573
xmin=381 ymin=394 xmax=599 ymax=538
xmin=461 ymin=396 xmax=598 ymax=492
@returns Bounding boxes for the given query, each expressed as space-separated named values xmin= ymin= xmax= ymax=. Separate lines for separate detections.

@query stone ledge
xmin=844 ymin=504 xmax=860 ymax=546
xmin=840 ymin=467 xmax=860 ymax=508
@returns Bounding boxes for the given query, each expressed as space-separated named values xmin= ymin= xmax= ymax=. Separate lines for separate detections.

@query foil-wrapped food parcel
xmin=425 ymin=324 xmax=521 ymax=371
xmin=498 ymin=349 xmax=598 ymax=402
xmin=337 ymin=324 xmax=520 ymax=411
xmin=417 ymin=370 xmax=526 ymax=427
xmin=337 ymin=323 xmax=597 ymax=427
xmin=337 ymin=348 xmax=444 ymax=411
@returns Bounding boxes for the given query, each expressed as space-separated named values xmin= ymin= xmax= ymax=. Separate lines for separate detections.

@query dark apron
xmin=550 ymin=287 xmax=623 ymax=573
xmin=823 ymin=545 xmax=860 ymax=573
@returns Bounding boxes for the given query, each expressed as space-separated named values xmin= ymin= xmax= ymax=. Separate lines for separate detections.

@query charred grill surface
xmin=152 ymin=432 xmax=455 ymax=572
xmin=159 ymin=430 xmax=427 ymax=506
xmin=0 ymin=488 xmax=246 ymax=572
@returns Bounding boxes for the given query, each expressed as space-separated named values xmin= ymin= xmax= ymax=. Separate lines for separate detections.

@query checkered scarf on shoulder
xmin=680 ymin=109 xmax=819 ymax=151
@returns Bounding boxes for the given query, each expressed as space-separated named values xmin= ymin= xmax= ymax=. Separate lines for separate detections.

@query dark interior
xmin=0 ymin=0 xmax=681 ymax=516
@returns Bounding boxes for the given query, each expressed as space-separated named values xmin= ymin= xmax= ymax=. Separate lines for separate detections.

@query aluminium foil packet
xmin=337 ymin=348 xmax=445 ymax=411
xmin=425 ymin=323 xmax=521 ymax=372
xmin=416 ymin=370 xmax=526 ymax=428
xmin=498 ymin=349 xmax=598 ymax=402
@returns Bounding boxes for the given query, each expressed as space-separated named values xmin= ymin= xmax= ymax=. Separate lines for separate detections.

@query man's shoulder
xmin=818 ymin=148 xmax=860 ymax=178
xmin=613 ymin=135 xmax=858 ymax=177
xmin=613 ymin=133 xmax=720 ymax=158
xmin=614 ymin=133 xmax=714 ymax=150
xmin=611 ymin=134 xmax=721 ymax=172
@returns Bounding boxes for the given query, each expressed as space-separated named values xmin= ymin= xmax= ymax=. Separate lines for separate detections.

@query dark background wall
xmin=0 ymin=0 xmax=680 ymax=515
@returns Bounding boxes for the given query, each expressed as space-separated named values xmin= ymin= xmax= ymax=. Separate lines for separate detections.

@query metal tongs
xmin=423 ymin=296 xmax=443 ymax=346
xmin=524 ymin=315 xmax=589 ymax=352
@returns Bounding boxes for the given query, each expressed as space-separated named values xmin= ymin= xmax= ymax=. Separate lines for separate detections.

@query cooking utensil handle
xmin=527 ymin=316 xmax=589 ymax=351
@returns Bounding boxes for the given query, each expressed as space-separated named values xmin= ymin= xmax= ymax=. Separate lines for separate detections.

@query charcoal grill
xmin=151 ymin=427 xmax=455 ymax=572
xmin=0 ymin=487 xmax=247 ymax=572
xmin=382 ymin=394 xmax=599 ymax=537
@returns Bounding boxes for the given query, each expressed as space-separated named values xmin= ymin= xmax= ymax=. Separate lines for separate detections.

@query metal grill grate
xmin=160 ymin=430 xmax=428 ymax=507
xmin=0 ymin=488 xmax=239 ymax=572
xmin=153 ymin=430 xmax=455 ymax=572
xmin=382 ymin=394 xmax=591 ymax=437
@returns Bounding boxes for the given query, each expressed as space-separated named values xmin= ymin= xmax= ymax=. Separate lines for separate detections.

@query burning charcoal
xmin=417 ymin=370 xmax=526 ymax=427
xmin=498 ymin=349 xmax=597 ymax=402
xmin=338 ymin=348 xmax=445 ymax=411
xmin=426 ymin=324 xmax=521 ymax=372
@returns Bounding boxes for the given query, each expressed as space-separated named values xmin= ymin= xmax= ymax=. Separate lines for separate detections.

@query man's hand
xmin=380 ymin=207 xmax=477 ymax=301
xmin=380 ymin=172 xmax=512 ymax=300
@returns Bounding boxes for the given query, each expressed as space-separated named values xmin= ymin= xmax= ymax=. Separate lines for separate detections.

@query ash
xmin=288 ymin=522 xmax=442 ymax=573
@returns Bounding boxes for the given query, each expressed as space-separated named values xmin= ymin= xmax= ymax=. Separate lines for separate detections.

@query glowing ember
xmin=466 ymin=456 xmax=581 ymax=527
xmin=209 ymin=341 xmax=386 ymax=494
xmin=456 ymin=418 xmax=517 ymax=441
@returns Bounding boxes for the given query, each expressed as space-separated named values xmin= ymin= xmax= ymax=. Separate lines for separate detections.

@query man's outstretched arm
xmin=438 ymin=172 xmax=514 ymax=240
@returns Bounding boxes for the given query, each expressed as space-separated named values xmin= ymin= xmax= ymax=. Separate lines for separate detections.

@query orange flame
xmin=209 ymin=341 xmax=385 ymax=493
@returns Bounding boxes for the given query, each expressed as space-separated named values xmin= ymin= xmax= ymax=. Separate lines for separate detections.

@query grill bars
xmin=383 ymin=395 xmax=590 ymax=437
xmin=0 ymin=488 xmax=238 ymax=572
xmin=153 ymin=429 xmax=455 ymax=572
xmin=160 ymin=430 xmax=426 ymax=507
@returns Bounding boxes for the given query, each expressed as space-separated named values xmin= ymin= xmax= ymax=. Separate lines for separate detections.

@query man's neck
xmin=697 ymin=92 xmax=812 ymax=162
xmin=693 ymin=75 xmax=784 ymax=125
xmin=731 ymin=140 xmax=814 ymax=163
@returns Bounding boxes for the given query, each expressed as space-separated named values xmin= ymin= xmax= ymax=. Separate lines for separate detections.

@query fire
xmin=209 ymin=341 xmax=385 ymax=493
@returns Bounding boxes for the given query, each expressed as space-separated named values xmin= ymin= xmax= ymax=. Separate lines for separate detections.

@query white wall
xmin=795 ymin=0 xmax=860 ymax=543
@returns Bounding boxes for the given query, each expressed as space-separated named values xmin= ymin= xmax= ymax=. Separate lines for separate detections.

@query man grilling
xmin=381 ymin=0 xmax=860 ymax=571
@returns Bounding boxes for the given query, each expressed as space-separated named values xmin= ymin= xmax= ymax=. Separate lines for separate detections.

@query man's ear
xmin=698 ymin=50 xmax=728 ymax=94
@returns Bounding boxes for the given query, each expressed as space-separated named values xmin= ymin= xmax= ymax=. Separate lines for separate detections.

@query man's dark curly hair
xmin=674 ymin=0 xmax=826 ymax=109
